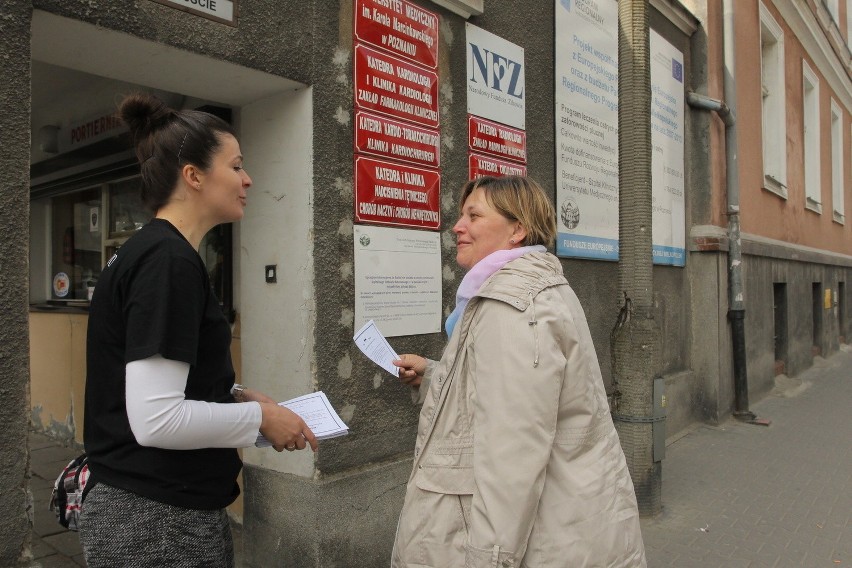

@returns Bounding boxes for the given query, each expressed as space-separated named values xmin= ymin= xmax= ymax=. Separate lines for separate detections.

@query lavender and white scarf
xmin=445 ymin=245 xmax=546 ymax=338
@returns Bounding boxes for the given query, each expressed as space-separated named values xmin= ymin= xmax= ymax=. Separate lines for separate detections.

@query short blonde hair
xmin=458 ymin=176 xmax=556 ymax=247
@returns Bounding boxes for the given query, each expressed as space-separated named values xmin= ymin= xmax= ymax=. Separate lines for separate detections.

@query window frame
xmin=823 ymin=0 xmax=840 ymax=26
xmin=802 ymin=60 xmax=822 ymax=214
xmin=830 ymin=99 xmax=844 ymax=224
xmin=759 ymin=3 xmax=788 ymax=198
xmin=33 ymin=176 xmax=235 ymax=320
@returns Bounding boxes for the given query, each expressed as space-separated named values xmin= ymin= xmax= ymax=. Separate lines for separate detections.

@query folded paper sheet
xmin=256 ymin=391 xmax=348 ymax=446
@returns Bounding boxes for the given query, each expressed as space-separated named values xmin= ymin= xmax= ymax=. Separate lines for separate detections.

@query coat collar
xmin=474 ymin=251 xmax=568 ymax=311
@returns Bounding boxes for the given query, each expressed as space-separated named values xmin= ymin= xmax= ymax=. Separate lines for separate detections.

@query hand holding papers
xmin=354 ymin=320 xmax=400 ymax=376
xmin=256 ymin=391 xmax=348 ymax=447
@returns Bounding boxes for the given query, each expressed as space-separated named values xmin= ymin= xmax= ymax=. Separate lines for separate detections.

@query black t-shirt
xmin=84 ymin=218 xmax=241 ymax=510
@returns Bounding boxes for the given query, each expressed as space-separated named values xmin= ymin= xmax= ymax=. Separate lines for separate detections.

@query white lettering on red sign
xmin=356 ymin=111 xmax=440 ymax=167
xmin=355 ymin=45 xmax=439 ymax=128
xmin=355 ymin=0 xmax=439 ymax=69
xmin=468 ymin=152 xmax=528 ymax=179
xmin=468 ymin=115 xmax=527 ymax=164
xmin=355 ymin=156 xmax=441 ymax=229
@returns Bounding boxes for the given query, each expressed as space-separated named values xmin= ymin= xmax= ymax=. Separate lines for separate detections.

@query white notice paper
xmin=353 ymin=225 xmax=442 ymax=337
xmin=255 ymin=391 xmax=348 ymax=446
xmin=354 ymin=319 xmax=401 ymax=376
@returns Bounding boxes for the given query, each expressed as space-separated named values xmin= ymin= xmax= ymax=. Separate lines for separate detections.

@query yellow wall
xmin=29 ymin=311 xmax=87 ymax=445
xmin=29 ymin=310 xmax=245 ymax=517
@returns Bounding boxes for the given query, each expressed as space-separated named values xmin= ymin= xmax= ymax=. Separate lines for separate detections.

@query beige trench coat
xmin=391 ymin=252 xmax=646 ymax=568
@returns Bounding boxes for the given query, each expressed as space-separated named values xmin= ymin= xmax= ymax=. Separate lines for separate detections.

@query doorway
xmin=773 ymin=283 xmax=787 ymax=375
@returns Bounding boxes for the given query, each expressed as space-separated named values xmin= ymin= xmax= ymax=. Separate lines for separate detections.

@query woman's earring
xmin=510 ymin=239 xmax=515 ymax=244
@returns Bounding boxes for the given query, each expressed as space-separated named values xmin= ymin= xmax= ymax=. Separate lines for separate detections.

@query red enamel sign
xmin=355 ymin=111 xmax=440 ymax=168
xmin=354 ymin=44 xmax=439 ymax=128
xmin=354 ymin=0 xmax=439 ymax=69
xmin=468 ymin=153 xmax=528 ymax=179
xmin=468 ymin=115 xmax=527 ymax=164
xmin=355 ymin=156 xmax=441 ymax=229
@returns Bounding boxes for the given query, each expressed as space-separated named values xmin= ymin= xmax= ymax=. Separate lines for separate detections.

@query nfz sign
xmin=466 ymin=23 xmax=525 ymax=129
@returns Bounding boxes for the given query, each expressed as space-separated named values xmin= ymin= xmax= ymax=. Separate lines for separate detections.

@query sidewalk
xmin=640 ymin=347 xmax=852 ymax=567
xmin=27 ymin=435 xmax=244 ymax=567
xmin=27 ymin=349 xmax=851 ymax=567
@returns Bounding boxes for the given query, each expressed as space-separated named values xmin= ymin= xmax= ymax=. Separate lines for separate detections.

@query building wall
xmin=0 ymin=2 xmax=33 ymax=565
xmin=15 ymin=0 xmax=851 ymax=565
xmin=735 ymin=0 xmax=851 ymax=251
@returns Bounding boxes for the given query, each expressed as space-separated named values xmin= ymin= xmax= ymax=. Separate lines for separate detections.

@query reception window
xmin=49 ymin=187 xmax=104 ymax=302
xmin=34 ymin=174 xmax=234 ymax=319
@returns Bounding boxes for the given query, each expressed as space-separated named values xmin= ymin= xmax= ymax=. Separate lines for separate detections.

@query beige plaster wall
xmin=732 ymin=1 xmax=851 ymax=253
xmin=29 ymin=311 xmax=246 ymax=517
xmin=29 ymin=311 xmax=87 ymax=445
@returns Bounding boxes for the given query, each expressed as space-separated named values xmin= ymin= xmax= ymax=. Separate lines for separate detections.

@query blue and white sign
xmin=650 ymin=30 xmax=685 ymax=266
xmin=466 ymin=24 xmax=526 ymax=129
xmin=554 ymin=0 xmax=619 ymax=260
xmin=554 ymin=1 xmax=686 ymax=266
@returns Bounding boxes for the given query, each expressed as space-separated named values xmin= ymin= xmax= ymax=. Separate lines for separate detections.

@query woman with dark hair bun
xmin=80 ymin=93 xmax=317 ymax=567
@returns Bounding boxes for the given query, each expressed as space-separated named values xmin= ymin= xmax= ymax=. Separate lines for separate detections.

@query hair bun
xmin=118 ymin=93 xmax=176 ymax=142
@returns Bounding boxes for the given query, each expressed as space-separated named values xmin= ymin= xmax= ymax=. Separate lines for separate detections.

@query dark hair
xmin=118 ymin=93 xmax=235 ymax=212
xmin=458 ymin=176 xmax=557 ymax=247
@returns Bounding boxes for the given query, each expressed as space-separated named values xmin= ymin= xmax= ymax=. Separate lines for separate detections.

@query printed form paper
xmin=256 ymin=391 xmax=348 ymax=446
xmin=354 ymin=319 xmax=400 ymax=376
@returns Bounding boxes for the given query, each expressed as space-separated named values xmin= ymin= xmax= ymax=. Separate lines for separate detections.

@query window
xmin=802 ymin=60 xmax=821 ymax=212
xmin=831 ymin=100 xmax=844 ymax=223
xmin=824 ymin=0 xmax=839 ymax=25
xmin=760 ymin=3 xmax=787 ymax=196
xmin=49 ymin=188 xmax=104 ymax=302
xmin=37 ymin=176 xmax=234 ymax=319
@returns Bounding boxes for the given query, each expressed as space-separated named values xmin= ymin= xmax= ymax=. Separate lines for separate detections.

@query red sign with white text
xmin=355 ymin=156 xmax=441 ymax=229
xmin=468 ymin=115 xmax=527 ymax=164
xmin=355 ymin=0 xmax=439 ymax=69
xmin=355 ymin=111 xmax=440 ymax=168
xmin=468 ymin=152 xmax=528 ymax=179
xmin=354 ymin=44 xmax=439 ymax=128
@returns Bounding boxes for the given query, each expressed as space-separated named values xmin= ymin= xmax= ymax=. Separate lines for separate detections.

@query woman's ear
xmin=181 ymin=164 xmax=203 ymax=191
xmin=512 ymin=223 xmax=528 ymax=245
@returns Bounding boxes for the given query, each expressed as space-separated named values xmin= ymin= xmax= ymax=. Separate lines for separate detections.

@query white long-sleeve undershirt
xmin=125 ymin=355 xmax=262 ymax=450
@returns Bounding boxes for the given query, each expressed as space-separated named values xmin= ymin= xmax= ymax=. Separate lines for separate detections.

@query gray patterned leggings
xmin=79 ymin=482 xmax=235 ymax=568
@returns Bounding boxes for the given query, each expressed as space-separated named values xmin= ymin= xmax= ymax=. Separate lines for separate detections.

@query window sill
xmin=833 ymin=211 xmax=845 ymax=225
xmin=762 ymin=175 xmax=788 ymax=199
xmin=29 ymin=302 xmax=90 ymax=314
xmin=805 ymin=197 xmax=823 ymax=215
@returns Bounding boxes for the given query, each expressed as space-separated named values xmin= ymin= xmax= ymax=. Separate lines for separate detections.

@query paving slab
xmin=640 ymin=349 xmax=852 ymax=567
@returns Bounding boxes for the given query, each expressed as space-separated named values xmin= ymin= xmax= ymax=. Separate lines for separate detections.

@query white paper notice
xmin=354 ymin=225 xmax=442 ymax=337
xmin=255 ymin=391 xmax=348 ymax=446
xmin=354 ymin=319 xmax=401 ymax=376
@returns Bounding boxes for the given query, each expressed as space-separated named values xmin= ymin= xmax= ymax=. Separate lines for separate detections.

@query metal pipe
xmin=722 ymin=0 xmax=755 ymax=421
xmin=687 ymin=3 xmax=754 ymax=421
xmin=685 ymin=92 xmax=734 ymax=127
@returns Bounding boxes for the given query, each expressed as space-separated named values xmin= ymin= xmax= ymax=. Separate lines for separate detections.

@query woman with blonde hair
xmin=392 ymin=175 xmax=646 ymax=567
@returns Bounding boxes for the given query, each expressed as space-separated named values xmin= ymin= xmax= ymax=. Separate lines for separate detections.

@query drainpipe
xmin=686 ymin=0 xmax=756 ymax=422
